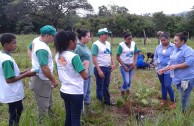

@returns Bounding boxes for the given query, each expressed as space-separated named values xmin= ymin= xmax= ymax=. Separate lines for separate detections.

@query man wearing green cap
xmin=91 ymin=28 xmax=116 ymax=106
xmin=28 ymin=25 xmax=58 ymax=123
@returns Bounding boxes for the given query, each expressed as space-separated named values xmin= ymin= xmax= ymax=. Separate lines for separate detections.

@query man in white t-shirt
xmin=0 ymin=33 xmax=35 ymax=126
xmin=29 ymin=25 xmax=58 ymax=123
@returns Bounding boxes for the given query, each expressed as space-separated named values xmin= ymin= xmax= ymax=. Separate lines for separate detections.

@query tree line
xmin=0 ymin=0 xmax=194 ymax=37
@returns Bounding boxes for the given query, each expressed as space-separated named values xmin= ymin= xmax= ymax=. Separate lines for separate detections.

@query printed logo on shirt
xmin=58 ymin=56 xmax=67 ymax=66
xmin=126 ymin=51 xmax=133 ymax=58
xmin=104 ymin=48 xmax=111 ymax=54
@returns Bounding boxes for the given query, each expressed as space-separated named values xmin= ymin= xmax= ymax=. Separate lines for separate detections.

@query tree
xmin=0 ymin=0 xmax=14 ymax=33
xmin=98 ymin=5 xmax=110 ymax=16
xmin=31 ymin=0 xmax=93 ymax=27
xmin=152 ymin=12 xmax=166 ymax=31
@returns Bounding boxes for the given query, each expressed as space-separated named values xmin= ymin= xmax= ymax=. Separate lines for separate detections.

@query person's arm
xmin=2 ymin=60 xmax=35 ymax=83
xmin=130 ymin=44 xmax=138 ymax=69
xmin=36 ymin=49 xmax=58 ymax=87
xmin=27 ymin=42 xmax=32 ymax=59
xmin=110 ymin=55 xmax=116 ymax=72
xmin=72 ymin=55 xmax=88 ymax=80
xmin=110 ymin=47 xmax=116 ymax=72
xmin=91 ymin=44 xmax=104 ymax=77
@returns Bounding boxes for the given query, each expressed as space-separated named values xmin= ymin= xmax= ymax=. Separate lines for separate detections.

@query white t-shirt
xmin=92 ymin=40 xmax=111 ymax=67
xmin=55 ymin=51 xmax=85 ymax=94
xmin=31 ymin=37 xmax=53 ymax=80
xmin=0 ymin=52 xmax=24 ymax=103
xmin=118 ymin=41 xmax=136 ymax=65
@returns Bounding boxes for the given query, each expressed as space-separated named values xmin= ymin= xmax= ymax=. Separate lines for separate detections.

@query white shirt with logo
xmin=0 ymin=52 xmax=24 ymax=103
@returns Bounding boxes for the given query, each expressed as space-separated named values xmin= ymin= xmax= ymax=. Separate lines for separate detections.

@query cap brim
xmin=97 ymin=31 xmax=112 ymax=36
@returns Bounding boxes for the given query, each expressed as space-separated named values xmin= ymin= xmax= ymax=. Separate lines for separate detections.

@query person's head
xmin=157 ymin=31 xmax=163 ymax=38
xmin=137 ymin=50 xmax=141 ymax=54
xmin=97 ymin=28 xmax=111 ymax=42
xmin=76 ymin=29 xmax=91 ymax=44
xmin=147 ymin=52 xmax=154 ymax=59
xmin=174 ymin=32 xmax=188 ymax=48
xmin=124 ymin=32 xmax=132 ymax=45
xmin=54 ymin=30 xmax=76 ymax=53
xmin=0 ymin=33 xmax=17 ymax=52
xmin=40 ymin=25 xmax=57 ymax=43
xmin=160 ymin=32 xmax=170 ymax=46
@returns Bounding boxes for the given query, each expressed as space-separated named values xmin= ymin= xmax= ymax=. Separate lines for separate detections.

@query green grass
xmin=0 ymin=35 xmax=194 ymax=126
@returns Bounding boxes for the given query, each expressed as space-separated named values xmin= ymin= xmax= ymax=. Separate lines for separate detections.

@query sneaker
xmin=169 ymin=102 xmax=176 ymax=109
xmin=104 ymin=101 xmax=116 ymax=106
xmin=85 ymin=105 xmax=95 ymax=114
xmin=160 ymin=100 xmax=167 ymax=107
xmin=121 ymin=91 xmax=125 ymax=96
xmin=126 ymin=90 xmax=130 ymax=95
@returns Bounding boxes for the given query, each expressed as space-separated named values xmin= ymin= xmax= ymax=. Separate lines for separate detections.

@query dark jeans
xmin=60 ymin=92 xmax=83 ymax=126
xmin=157 ymin=73 xmax=175 ymax=102
xmin=94 ymin=67 xmax=111 ymax=104
xmin=8 ymin=100 xmax=23 ymax=126
xmin=176 ymin=78 xmax=194 ymax=111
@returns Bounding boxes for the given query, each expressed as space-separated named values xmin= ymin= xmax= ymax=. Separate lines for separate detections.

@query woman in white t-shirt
xmin=54 ymin=30 xmax=89 ymax=126
xmin=116 ymin=32 xmax=138 ymax=96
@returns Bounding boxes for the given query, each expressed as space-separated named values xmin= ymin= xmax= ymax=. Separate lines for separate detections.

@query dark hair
xmin=76 ymin=29 xmax=89 ymax=40
xmin=123 ymin=32 xmax=132 ymax=39
xmin=160 ymin=32 xmax=169 ymax=39
xmin=54 ymin=30 xmax=76 ymax=54
xmin=175 ymin=32 xmax=188 ymax=43
xmin=0 ymin=33 xmax=16 ymax=46
xmin=147 ymin=52 xmax=154 ymax=59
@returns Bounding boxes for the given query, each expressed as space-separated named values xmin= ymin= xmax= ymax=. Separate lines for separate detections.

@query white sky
xmin=88 ymin=0 xmax=194 ymax=15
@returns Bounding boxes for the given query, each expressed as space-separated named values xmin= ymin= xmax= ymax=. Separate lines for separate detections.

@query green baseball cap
xmin=97 ymin=28 xmax=112 ymax=36
xmin=40 ymin=25 xmax=57 ymax=36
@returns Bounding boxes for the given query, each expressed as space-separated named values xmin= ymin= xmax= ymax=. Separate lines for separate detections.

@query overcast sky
xmin=88 ymin=0 xmax=194 ymax=15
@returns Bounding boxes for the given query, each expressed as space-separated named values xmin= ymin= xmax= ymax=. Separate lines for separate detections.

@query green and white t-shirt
xmin=91 ymin=40 xmax=112 ymax=67
xmin=74 ymin=42 xmax=93 ymax=77
xmin=31 ymin=37 xmax=53 ymax=80
xmin=0 ymin=51 xmax=24 ymax=103
xmin=117 ymin=41 xmax=138 ymax=65
xmin=55 ymin=51 xmax=85 ymax=94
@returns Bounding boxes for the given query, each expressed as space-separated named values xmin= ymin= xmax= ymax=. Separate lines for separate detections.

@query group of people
xmin=155 ymin=31 xmax=194 ymax=112
xmin=0 ymin=25 xmax=194 ymax=126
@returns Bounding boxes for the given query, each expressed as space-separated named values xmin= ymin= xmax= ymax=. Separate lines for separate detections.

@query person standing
xmin=29 ymin=25 xmax=58 ymax=122
xmin=91 ymin=28 xmax=116 ymax=106
xmin=74 ymin=29 xmax=94 ymax=113
xmin=158 ymin=32 xmax=194 ymax=112
xmin=0 ymin=33 xmax=35 ymax=126
xmin=116 ymin=32 xmax=138 ymax=96
xmin=54 ymin=30 xmax=89 ymax=126
xmin=154 ymin=32 xmax=176 ymax=109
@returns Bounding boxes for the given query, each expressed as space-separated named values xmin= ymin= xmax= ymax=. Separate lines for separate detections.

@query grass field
xmin=0 ymin=34 xmax=194 ymax=126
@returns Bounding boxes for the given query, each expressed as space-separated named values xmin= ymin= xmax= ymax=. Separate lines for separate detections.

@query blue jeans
xmin=120 ymin=66 xmax=134 ymax=91
xmin=94 ymin=67 xmax=111 ymax=103
xmin=8 ymin=100 xmax=23 ymax=126
xmin=83 ymin=77 xmax=91 ymax=104
xmin=60 ymin=92 xmax=83 ymax=126
xmin=176 ymin=78 xmax=194 ymax=111
xmin=157 ymin=73 xmax=175 ymax=102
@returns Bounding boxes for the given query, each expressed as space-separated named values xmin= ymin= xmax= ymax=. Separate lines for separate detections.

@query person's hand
xmin=129 ymin=62 xmax=136 ymax=69
xmin=98 ymin=70 xmax=104 ymax=78
xmin=124 ymin=65 xmax=129 ymax=72
xmin=110 ymin=64 xmax=116 ymax=72
xmin=51 ymin=80 xmax=58 ymax=88
xmin=157 ymin=69 xmax=164 ymax=75
xmin=24 ymin=70 xmax=36 ymax=77
xmin=83 ymin=60 xmax=89 ymax=69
